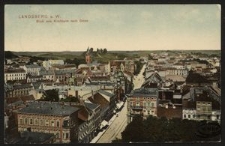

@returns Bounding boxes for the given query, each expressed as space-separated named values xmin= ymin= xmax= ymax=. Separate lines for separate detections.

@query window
xmin=45 ymin=120 xmax=49 ymax=126
xmin=188 ymin=115 xmax=190 ymax=118
xmin=57 ymin=121 xmax=60 ymax=127
xmin=136 ymin=102 xmax=140 ymax=106
xmin=40 ymin=119 xmax=43 ymax=126
xmin=25 ymin=118 xmax=28 ymax=124
xmin=202 ymin=107 xmax=206 ymax=111
xmin=151 ymin=103 xmax=154 ymax=107
xmin=20 ymin=119 xmax=23 ymax=125
xmin=217 ymin=115 xmax=220 ymax=119
xmin=56 ymin=133 xmax=59 ymax=138
xmin=66 ymin=133 xmax=69 ymax=139
xmin=35 ymin=119 xmax=38 ymax=125
xmin=29 ymin=119 xmax=33 ymax=125
xmin=130 ymin=102 xmax=133 ymax=106
xmin=184 ymin=114 xmax=186 ymax=118
xmin=51 ymin=121 xmax=55 ymax=127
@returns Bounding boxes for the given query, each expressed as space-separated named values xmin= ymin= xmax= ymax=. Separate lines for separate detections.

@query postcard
xmin=4 ymin=4 xmax=221 ymax=144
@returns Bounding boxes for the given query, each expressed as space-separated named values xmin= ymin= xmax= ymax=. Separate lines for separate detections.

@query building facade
xmin=4 ymin=69 xmax=26 ymax=83
xmin=17 ymin=101 xmax=80 ymax=143
xmin=127 ymin=88 xmax=158 ymax=123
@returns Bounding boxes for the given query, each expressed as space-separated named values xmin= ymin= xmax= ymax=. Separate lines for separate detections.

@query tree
xmin=122 ymin=115 xmax=145 ymax=142
xmin=121 ymin=115 xmax=220 ymax=142
xmin=5 ymin=51 xmax=18 ymax=59
xmin=64 ymin=57 xmax=86 ymax=67
xmin=89 ymin=48 xmax=94 ymax=53
xmin=100 ymin=48 xmax=103 ymax=54
xmin=103 ymin=48 xmax=107 ymax=54
xmin=42 ymin=89 xmax=59 ymax=102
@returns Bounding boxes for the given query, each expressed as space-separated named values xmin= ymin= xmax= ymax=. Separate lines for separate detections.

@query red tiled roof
xmin=6 ymin=97 xmax=21 ymax=104
xmin=78 ymin=108 xmax=88 ymax=121
xmin=88 ymin=93 xmax=109 ymax=108
xmin=20 ymin=95 xmax=35 ymax=102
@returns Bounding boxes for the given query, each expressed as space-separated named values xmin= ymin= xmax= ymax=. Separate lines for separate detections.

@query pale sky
xmin=5 ymin=4 xmax=221 ymax=52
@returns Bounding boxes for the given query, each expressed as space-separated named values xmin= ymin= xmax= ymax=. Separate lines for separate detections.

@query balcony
xmin=196 ymin=111 xmax=212 ymax=115
xmin=130 ymin=106 xmax=143 ymax=110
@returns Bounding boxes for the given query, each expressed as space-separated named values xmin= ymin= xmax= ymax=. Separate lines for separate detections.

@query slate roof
xmin=4 ymin=68 xmax=26 ymax=73
xmin=98 ymin=90 xmax=114 ymax=98
xmin=142 ymin=72 xmax=163 ymax=87
xmin=32 ymin=82 xmax=42 ymax=90
xmin=84 ymin=100 xmax=99 ymax=111
xmin=24 ymin=64 xmax=41 ymax=68
xmin=128 ymin=87 xmax=158 ymax=97
xmin=18 ymin=101 xmax=79 ymax=116
xmin=13 ymin=84 xmax=33 ymax=90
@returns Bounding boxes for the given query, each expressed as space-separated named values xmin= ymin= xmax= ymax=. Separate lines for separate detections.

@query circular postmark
xmin=196 ymin=121 xmax=221 ymax=138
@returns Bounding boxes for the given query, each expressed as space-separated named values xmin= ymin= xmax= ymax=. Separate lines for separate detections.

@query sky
xmin=5 ymin=4 xmax=221 ymax=52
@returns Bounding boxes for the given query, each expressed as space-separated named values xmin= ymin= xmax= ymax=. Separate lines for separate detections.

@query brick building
xmin=127 ymin=87 xmax=158 ymax=123
xmin=17 ymin=101 xmax=80 ymax=143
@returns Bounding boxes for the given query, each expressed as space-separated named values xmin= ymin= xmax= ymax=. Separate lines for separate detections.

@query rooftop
xmin=128 ymin=87 xmax=158 ymax=97
xmin=84 ymin=100 xmax=100 ymax=111
xmin=24 ymin=64 xmax=41 ymax=68
xmin=4 ymin=68 xmax=26 ymax=73
xmin=157 ymin=106 xmax=182 ymax=119
xmin=18 ymin=101 xmax=80 ymax=116
xmin=16 ymin=131 xmax=55 ymax=144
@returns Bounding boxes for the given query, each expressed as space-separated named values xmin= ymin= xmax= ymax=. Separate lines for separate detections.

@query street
xmin=96 ymin=64 xmax=146 ymax=143
xmin=96 ymin=101 xmax=127 ymax=143
xmin=133 ymin=64 xmax=146 ymax=89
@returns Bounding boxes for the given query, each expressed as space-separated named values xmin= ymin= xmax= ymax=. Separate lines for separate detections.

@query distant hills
xmin=4 ymin=50 xmax=220 ymax=61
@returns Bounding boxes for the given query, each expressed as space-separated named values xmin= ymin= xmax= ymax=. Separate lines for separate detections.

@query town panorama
xmin=4 ymin=48 xmax=221 ymax=143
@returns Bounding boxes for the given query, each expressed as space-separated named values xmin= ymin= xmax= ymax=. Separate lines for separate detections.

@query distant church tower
xmin=85 ymin=47 xmax=92 ymax=64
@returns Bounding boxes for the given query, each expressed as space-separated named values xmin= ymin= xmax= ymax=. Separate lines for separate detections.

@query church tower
xmin=85 ymin=47 xmax=92 ymax=64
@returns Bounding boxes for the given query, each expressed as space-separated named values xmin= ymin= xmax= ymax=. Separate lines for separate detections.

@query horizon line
xmin=5 ymin=49 xmax=221 ymax=52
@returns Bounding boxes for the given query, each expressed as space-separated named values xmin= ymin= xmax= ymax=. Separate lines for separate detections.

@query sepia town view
xmin=4 ymin=5 xmax=221 ymax=144
xmin=4 ymin=49 xmax=221 ymax=143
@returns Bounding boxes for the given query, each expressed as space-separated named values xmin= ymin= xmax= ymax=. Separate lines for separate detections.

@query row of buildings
xmin=4 ymin=50 xmax=137 ymax=144
xmin=127 ymin=52 xmax=221 ymax=124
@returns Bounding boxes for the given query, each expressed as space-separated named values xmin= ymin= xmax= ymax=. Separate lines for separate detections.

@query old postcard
xmin=4 ymin=4 xmax=221 ymax=144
